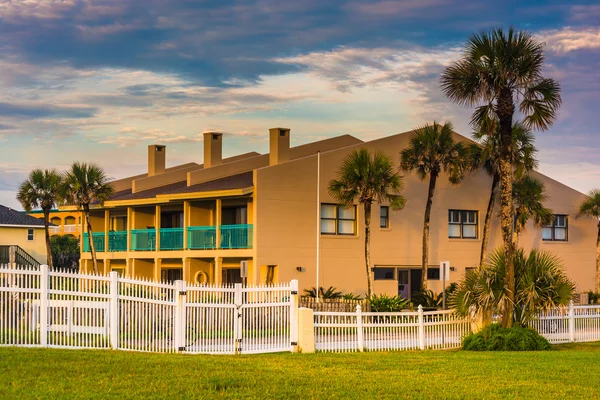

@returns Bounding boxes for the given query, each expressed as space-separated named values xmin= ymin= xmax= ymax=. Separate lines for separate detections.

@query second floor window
xmin=27 ymin=229 xmax=34 ymax=241
xmin=321 ymin=204 xmax=356 ymax=235
xmin=542 ymin=215 xmax=568 ymax=241
xmin=380 ymin=206 xmax=389 ymax=228
xmin=448 ymin=210 xmax=478 ymax=239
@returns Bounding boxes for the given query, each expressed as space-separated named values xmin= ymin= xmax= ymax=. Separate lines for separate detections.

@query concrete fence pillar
xmin=297 ymin=307 xmax=315 ymax=353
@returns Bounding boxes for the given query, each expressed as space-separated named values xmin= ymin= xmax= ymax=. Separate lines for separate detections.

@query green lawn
xmin=1 ymin=344 xmax=599 ymax=399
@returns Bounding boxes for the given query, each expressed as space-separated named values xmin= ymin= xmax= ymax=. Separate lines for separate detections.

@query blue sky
xmin=1 ymin=0 xmax=599 ymax=209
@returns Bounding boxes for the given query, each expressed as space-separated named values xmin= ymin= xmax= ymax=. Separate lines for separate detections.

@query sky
xmin=0 ymin=0 xmax=599 ymax=210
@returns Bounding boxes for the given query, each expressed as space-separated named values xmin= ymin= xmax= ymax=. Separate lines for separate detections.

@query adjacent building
xmin=28 ymin=209 xmax=82 ymax=238
xmin=68 ymin=128 xmax=597 ymax=296
xmin=0 ymin=204 xmax=48 ymax=265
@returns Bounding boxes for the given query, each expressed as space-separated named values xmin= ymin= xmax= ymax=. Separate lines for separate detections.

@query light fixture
xmin=296 ymin=266 xmax=304 ymax=272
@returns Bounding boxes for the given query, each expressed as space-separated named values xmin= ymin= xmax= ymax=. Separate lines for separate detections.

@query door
xmin=223 ymin=268 xmax=242 ymax=284
xmin=398 ymin=269 xmax=409 ymax=299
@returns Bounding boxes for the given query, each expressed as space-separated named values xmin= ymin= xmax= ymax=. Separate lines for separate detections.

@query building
xmin=0 ymin=204 xmax=48 ymax=265
xmin=69 ymin=129 xmax=597 ymax=296
xmin=27 ymin=209 xmax=82 ymax=238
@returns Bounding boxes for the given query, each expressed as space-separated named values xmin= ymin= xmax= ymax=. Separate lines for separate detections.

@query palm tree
xmin=577 ymin=189 xmax=600 ymax=292
xmin=469 ymin=122 xmax=537 ymax=265
xmin=512 ymin=175 xmax=554 ymax=247
xmin=16 ymin=169 xmax=63 ymax=269
xmin=329 ymin=149 xmax=406 ymax=298
xmin=441 ymin=27 xmax=561 ymax=327
xmin=62 ymin=163 xmax=114 ymax=274
xmin=400 ymin=121 xmax=469 ymax=291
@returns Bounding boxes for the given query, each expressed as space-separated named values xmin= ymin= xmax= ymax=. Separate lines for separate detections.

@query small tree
xmin=50 ymin=235 xmax=80 ymax=271
xmin=62 ymin=163 xmax=114 ymax=274
xmin=512 ymin=175 xmax=554 ymax=247
xmin=16 ymin=169 xmax=63 ymax=269
xmin=401 ymin=121 xmax=469 ymax=290
xmin=577 ymin=189 xmax=600 ymax=292
xmin=328 ymin=149 xmax=406 ymax=298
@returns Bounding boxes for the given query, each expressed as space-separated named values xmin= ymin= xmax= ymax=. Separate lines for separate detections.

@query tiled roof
xmin=0 ymin=205 xmax=46 ymax=227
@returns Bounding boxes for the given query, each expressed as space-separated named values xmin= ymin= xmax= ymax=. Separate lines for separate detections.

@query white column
xmin=356 ymin=304 xmax=364 ymax=352
xmin=568 ymin=300 xmax=575 ymax=343
xmin=40 ymin=264 xmax=49 ymax=346
xmin=174 ymin=279 xmax=186 ymax=352
xmin=109 ymin=271 xmax=119 ymax=349
xmin=418 ymin=305 xmax=425 ymax=350
xmin=290 ymin=279 xmax=299 ymax=352
xmin=234 ymin=283 xmax=243 ymax=354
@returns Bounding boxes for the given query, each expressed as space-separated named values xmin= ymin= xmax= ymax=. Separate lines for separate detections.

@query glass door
xmin=398 ymin=269 xmax=410 ymax=299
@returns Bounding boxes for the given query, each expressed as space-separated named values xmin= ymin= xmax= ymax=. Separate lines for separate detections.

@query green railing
xmin=83 ymin=232 xmax=106 ymax=252
xmin=131 ymin=229 xmax=156 ymax=251
xmin=160 ymin=228 xmax=184 ymax=251
xmin=220 ymin=224 xmax=253 ymax=249
xmin=188 ymin=226 xmax=217 ymax=249
xmin=108 ymin=231 xmax=127 ymax=252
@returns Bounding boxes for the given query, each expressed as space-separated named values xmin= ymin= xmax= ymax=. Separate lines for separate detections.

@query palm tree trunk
xmin=596 ymin=221 xmax=600 ymax=293
xmin=43 ymin=208 xmax=53 ymax=270
xmin=498 ymin=91 xmax=515 ymax=328
xmin=480 ymin=173 xmax=499 ymax=266
xmin=422 ymin=172 xmax=438 ymax=291
xmin=364 ymin=201 xmax=373 ymax=298
xmin=84 ymin=206 xmax=98 ymax=274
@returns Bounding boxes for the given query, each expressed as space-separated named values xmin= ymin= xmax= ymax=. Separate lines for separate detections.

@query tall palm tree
xmin=512 ymin=175 xmax=554 ymax=247
xmin=577 ymin=189 xmax=600 ymax=292
xmin=441 ymin=27 xmax=561 ymax=327
xmin=16 ymin=169 xmax=63 ymax=269
xmin=62 ymin=163 xmax=114 ymax=274
xmin=469 ymin=122 xmax=537 ymax=265
xmin=329 ymin=149 xmax=406 ymax=298
xmin=400 ymin=121 xmax=469 ymax=291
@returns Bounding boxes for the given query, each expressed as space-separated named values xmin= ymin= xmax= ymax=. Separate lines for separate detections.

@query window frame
xmin=320 ymin=203 xmax=357 ymax=236
xmin=27 ymin=229 xmax=34 ymax=241
xmin=380 ymin=206 xmax=389 ymax=228
xmin=373 ymin=267 xmax=395 ymax=281
xmin=448 ymin=210 xmax=478 ymax=239
xmin=542 ymin=214 xmax=568 ymax=242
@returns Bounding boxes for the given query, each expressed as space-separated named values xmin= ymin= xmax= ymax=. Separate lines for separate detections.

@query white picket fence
xmin=0 ymin=265 xmax=297 ymax=354
xmin=314 ymin=305 xmax=471 ymax=352
xmin=528 ymin=301 xmax=600 ymax=344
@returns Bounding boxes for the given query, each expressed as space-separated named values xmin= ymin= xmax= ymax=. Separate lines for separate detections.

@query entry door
xmin=398 ymin=269 xmax=410 ymax=299
xmin=223 ymin=269 xmax=242 ymax=284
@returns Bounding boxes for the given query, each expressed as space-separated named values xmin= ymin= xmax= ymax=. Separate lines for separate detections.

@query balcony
xmin=108 ymin=231 xmax=127 ymax=252
xmin=220 ymin=224 xmax=253 ymax=249
xmin=188 ymin=226 xmax=217 ymax=249
xmin=159 ymin=228 xmax=184 ymax=251
xmin=83 ymin=232 xmax=106 ymax=253
xmin=63 ymin=224 xmax=79 ymax=233
xmin=131 ymin=229 xmax=156 ymax=251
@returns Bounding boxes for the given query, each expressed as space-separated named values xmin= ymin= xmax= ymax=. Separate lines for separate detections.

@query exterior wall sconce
xmin=296 ymin=266 xmax=304 ymax=272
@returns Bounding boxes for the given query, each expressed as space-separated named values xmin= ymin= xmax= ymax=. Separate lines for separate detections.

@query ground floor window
xmin=161 ymin=268 xmax=182 ymax=283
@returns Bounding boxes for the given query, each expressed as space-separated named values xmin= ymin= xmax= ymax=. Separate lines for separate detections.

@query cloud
xmin=569 ymin=4 xmax=600 ymax=23
xmin=539 ymin=27 xmax=600 ymax=53
xmin=0 ymin=102 xmax=97 ymax=119
xmin=99 ymin=127 xmax=205 ymax=147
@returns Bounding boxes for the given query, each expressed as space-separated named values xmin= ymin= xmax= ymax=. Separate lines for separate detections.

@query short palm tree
xmin=62 ymin=163 xmax=114 ymax=274
xmin=469 ymin=122 xmax=537 ymax=265
xmin=401 ymin=121 xmax=469 ymax=291
xmin=16 ymin=169 xmax=63 ymax=269
xmin=577 ymin=189 xmax=600 ymax=292
xmin=329 ymin=149 xmax=406 ymax=298
xmin=512 ymin=175 xmax=554 ymax=247
xmin=441 ymin=27 xmax=562 ymax=327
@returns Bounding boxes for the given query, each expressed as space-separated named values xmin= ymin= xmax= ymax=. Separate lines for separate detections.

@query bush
xmin=368 ymin=294 xmax=410 ymax=312
xmin=588 ymin=291 xmax=600 ymax=305
xmin=463 ymin=323 xmax=551 ymax=351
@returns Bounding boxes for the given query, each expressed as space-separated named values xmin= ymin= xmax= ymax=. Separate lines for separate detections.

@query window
xmin=27 ymin=229 xmax=34 ymax=241
xmin=427 ymin=268 xmax=440 ymax=280
xmin=380 ymin=206 xmax=389 ymax=228
xmin=320 ymin=204 xmax=356 ymax=235
xmin=542 ymin=215 xmax=568 ymax=241
xmin=161 ymin=268 xmax=183 ymax=283
xmin=374 ymin=267 xmax=395 ymax=280
xmin=448 ymin=210 xmax=478 ymax=239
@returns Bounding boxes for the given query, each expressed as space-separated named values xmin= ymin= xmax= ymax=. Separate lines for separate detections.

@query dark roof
xmin=105 ymin=172 xmax=253 ymax=202
xmin=0 ymin=205 xmax=46 ymax=227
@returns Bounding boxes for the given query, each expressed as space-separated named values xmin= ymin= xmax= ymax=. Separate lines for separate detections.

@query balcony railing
xmin=188 ymin=226 xmax=217 ymax=249
xmin=49 ymin=226 xmax=62 ymax=234
xmin=220 ymin=224 xmax=253 ymax=249
xmin=63 ymin=224 xmax=79 ymax=233
xmin=83 ymin=232 xmax=106 ymax=253
xmin=131 ymin=229 xmax=156 ymax=251
xmin=108 ymin=231 xmax=127 ymax=252
xmin=159 ymin=228 xmax=184 ymax=251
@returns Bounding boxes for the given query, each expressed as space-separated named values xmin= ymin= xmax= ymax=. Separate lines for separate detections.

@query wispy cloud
xmin=539 ymin=27 xmax=600 ymax=53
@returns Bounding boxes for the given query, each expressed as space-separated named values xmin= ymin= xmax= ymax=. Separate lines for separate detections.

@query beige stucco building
xmin=0 ymin=204 xmax=48 ymax=265
xmin=71 ymin=128 xmax=597 ymax=297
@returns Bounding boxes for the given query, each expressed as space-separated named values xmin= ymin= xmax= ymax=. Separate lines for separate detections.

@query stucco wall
xmin=0 ymin=226 xmax=47 ymax=264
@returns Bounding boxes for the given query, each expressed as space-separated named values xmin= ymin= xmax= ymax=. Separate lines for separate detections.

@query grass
xmin=1 ymin=343 xmax=600 ymax=399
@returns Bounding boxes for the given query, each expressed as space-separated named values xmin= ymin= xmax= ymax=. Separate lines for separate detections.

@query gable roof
xmin=0 ymin=205 xmax=46 ymax=228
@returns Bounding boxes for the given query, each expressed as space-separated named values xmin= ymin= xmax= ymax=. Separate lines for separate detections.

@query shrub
xmin=588 ymin=291 xmax=600 ymax=305
xmin=368 ymin=294 xmax=410 ymax=312
xmin=463 ymin=323 xmax=551 ymax=351
xmin=303 ymin=286 xmax=342 ymax=299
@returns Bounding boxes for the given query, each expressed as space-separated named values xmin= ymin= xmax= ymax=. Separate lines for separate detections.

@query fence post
xmin=290 ymin=279 xmax=299 ymax=352
xmin=234 ymin=283 xmax=243 ymax=355
xmin=109 ymin=271 xmax=119 ymax=350
xmin=418 ymin=305 xmax=425 ymax=350
xmin=40 ymin=264 xmax=49 ymax=347
xmin=356 ymin=304 xmax=364 ymax=352
xmin=174 ymin=280 xmax=186 ymax=352
xmin=568 ymin=300 xmax=575 ymax=343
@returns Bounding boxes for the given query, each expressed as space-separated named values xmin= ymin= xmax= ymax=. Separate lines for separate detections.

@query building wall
xmin=255 ymin=133 xmax=597 ymax=297
xmin=0 ymin=226 xmax=47 ymax=264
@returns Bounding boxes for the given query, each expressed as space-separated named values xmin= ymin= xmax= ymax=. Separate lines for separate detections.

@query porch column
xmin=214 ymin=257 xmax=223 ymax=285
xmin=126 ymin=207 xmax=133 ymax=252
xmin=104 ymin=259 xmax=111 ymax=275
xmin=155 ymin=205 xmax=161 ymax=251
xmin=104 ymin=210 xmax=110 ymax=252
xmin=215 ymin=199 xmax=222 ymax=249
xmin=183 ymin=257 xmax=191 ymax=282
xmin=183 ymin=201 xmax=190 ymax=250
xmin=154 ymin=258 xmax=162 ymax=282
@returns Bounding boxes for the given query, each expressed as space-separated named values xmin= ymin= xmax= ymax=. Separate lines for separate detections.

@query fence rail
xmin=300 ymin=297 xmax=370 ymax=312
xmin=528 ymin=301 xmax=600 ymax=344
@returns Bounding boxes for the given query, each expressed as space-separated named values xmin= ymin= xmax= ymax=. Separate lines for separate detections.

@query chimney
xmin=269 ymin=127 xmax=290 ymax=165
xmin=203 ymin=132 xmax=223 ymax=168
xmin=148 ymin=145 xmax=166 ymax=176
